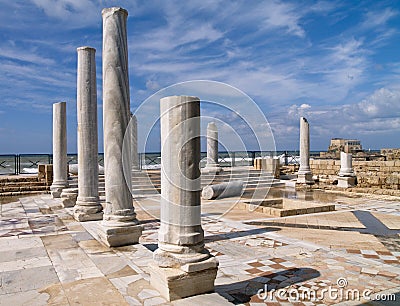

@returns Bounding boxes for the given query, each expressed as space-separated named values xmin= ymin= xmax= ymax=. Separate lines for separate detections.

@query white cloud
xmin=262 ymin=1 xmax=305 ymax=37
xmin=361 ymin=8 xmax=398 ymax=30
xmin=30 ymin=0 xmax=99 ymax=28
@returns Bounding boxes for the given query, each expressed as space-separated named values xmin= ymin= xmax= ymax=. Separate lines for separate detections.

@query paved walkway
xmin=1 ymin=191 xmax=400 ymax=305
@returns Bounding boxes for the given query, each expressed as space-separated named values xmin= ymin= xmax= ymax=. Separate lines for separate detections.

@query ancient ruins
xmin=1 ymin=5 xmax=400 ymax=305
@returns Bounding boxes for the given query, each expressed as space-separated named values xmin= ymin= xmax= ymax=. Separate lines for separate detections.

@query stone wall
xmin=381 ymin=148 xmax=400 ymax=160
xmin=309 ymin=159 xmax=400 ymax=190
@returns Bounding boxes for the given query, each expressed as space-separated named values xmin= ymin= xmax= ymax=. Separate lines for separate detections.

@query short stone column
xmin=297 ymin=117 xmax=314 ymax=184
xmin=150 ymin=96 xmax=218 ymax=301
xmin=50 ymin=102 xmax=68 ymax=198
xmin=338 ymin=152 xmax=356 ymax=188
xmin=339 ymin=152 xmax=354 ymax=177
xmin=73 ymin=46 xmax=103 ymax=221
xmin=130 ymin=114 xmax=140 ymax=171
xmin=203 ymin=122 xmax=222 ymax=173
xmin=99 ymin=7 xmax=142 ymax=247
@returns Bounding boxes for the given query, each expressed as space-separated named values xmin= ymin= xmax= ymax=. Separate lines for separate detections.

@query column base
xmin=338 ymin=171 xmax=355 ymax=177
xmin=98 ymin=222 xmax=142 ymax=247
xmin=60 ymin=188 xmax=78 ymax=207
xmin=297 ymin=173 xmax=314 ymax=184
xmin=337 ymin=176 xmax=356 ymax=188
xmin=149 ymin=256 xmax=218 ymax=301
xmin=73 ymin=201 xmax=103 ymax=221
xmin=202 ymin=165 xmax=222 ymax=174
xmin=50 ymin=182 xmax=68 ymax=198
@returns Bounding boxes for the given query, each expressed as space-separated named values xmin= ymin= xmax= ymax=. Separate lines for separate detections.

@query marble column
xmin=100 ymin=7 xmax=142 ymax=246
xmin=150 ymin=96 xmax=218 ymax=301
xmin=131 ymin=114 xmax=140 ymax=171
xmin=339 ymin=152 xmax=355 ymax=177
xmin=203 ymin=122 xmax=222 ymax=173
xmin=338 ymin=151 xmax=356 ymax=187
xmin=50 ymin=102 xmax=68 ymax=198
xmin=73 ymin=46 xmax=103 ymax=221
xmin=297 ymin=117 xmax=314 ymax=184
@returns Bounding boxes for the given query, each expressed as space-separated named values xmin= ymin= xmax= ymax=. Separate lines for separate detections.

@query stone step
xmin=131 ymin=188 xmax=160 ymax=195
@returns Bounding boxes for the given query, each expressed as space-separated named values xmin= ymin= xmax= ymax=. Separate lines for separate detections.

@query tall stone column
xmin=297 ymin=117 xmax=314 ymax=184
xmin=50 ymin=102 xmax=68 ymax=198
xmin=100 ymin=7 xmax=142 ymax=246
xmin=130 ymin=114 xmax=140 ymax=171
xmin=203 ymin=122 xmax=222 ymax=173
xmin=73 ymin=46 xmax=103 ymax=221
xmin=150 ymin=96 xmax=218 ymax=301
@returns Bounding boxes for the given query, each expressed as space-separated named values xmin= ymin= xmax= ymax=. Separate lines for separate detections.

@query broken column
xmin=150 ymin=96 xmax=218 ymax=301
xmin=131 ymin=114 xmax=140 ymax=171
xmin=203 ymin=122 xmax=222 ymax=173
xmin=202 ymin=180 xmax=244 ymax=200
xmin=297 ymin=117 xmax=314 ymax=184
xmin=99 ymin=7 xmax=142 ymax=246
xmin=338 ymin=151 xmax=356 ymax=188
xmin=73 ymin=46 xmax=103 ymax=221
xmin=50 ymin=102 xmax=68 ymax=198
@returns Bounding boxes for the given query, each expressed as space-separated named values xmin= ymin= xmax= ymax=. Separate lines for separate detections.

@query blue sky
xmin=0 ymin=0 xmax=399 ymax=153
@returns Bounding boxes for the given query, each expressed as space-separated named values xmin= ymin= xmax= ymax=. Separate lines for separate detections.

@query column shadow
xmin=215 ymin=267 xmax=320 ymax=304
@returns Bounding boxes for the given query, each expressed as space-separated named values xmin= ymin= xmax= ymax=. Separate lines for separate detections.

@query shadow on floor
xmin=204 ymin=227 xmax=280 ymax=243
xmin=215 ymin=267 xmax=320 ymax=304
xmin=142 ymin=227 xmax=280 ymax=252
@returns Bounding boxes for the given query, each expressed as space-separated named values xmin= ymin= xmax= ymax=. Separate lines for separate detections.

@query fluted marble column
xmin=297 ymin=117 xmax=314 ymax=184
xmin=73 ymin=46 xmax=103 ymax=221
xmin=100 ymin=7 xmax=142 ymax=246
xmin=150 ymin=96 xmax=218 ymax=301
xmin=50 ymin=102 xmax=68 ymax=197
xmin=131 ymin=114 xmax=140 ymax=171
xmin=203 ymin=122 xmax=222 ymax=173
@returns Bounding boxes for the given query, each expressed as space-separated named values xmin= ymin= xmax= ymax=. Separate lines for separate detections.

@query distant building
xmin=328 ymin=138 xmax=362 ymax=153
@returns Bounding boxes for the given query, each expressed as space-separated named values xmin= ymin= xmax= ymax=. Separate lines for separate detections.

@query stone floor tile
xmin=0 ymin=265 xmax=59 ymax=295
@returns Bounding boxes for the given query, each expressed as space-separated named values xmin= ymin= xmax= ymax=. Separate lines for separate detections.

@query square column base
xmin=60 ymin=188 xmax=78 ymax=208
xmin=149 ymin=257 xmax=218 ymax=301
xmin=338 ymin=176 xmax=356 ymax=188
xmin=202 ymin=166 xmax=223 ymax=174
xmin=98 ymin=224 xmax=142 ymax=247
xmin=297 ymin=173 xmax=314 ymax=184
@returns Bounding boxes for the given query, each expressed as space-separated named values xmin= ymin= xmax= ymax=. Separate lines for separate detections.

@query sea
xmin=0 ymin=151 xmax=318 ymax=175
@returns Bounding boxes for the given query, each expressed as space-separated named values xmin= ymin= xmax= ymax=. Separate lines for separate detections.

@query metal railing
xmin=0 ymin=153 xmax=105 ymax=175
xmin=0 ymin=151 xmax=319 ymax=175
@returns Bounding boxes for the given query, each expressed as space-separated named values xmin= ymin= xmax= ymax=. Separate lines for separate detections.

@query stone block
xmin=98 ymin=224 xmax=142 ymax=247
xmin=337 ymin=177 xmax=356 ymax=188
xmin=297 ymin=173 xmax=314 ymax=184
xmin=60 ymin=188 xmax=78 ymax=208
xmin=149 ymin=257 xmax=218 ymax=301
xmin=387 ymin=161 xmax=395 ymax=167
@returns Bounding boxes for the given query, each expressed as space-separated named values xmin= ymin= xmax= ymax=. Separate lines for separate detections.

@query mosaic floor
xmin=0 ymin=191 xmax=400 ymax=305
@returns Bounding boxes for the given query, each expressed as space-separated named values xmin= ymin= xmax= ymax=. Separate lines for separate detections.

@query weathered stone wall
xmin=381 ymin=148 xmax=400 ymax=160
xmin=309 ymin=159 xmax=400 ymax=189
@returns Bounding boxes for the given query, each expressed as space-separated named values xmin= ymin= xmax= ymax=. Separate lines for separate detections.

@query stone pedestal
xmin=100 ymin=7 xmax=142 ymax=246
xmin=50 ymin=102 xmax=68 ymax=197
xmin=339 ymin=152 xmax=355 ymax=177
xmin=149 ymin=258 xmax=218 ymax=301
xmin=150 ymin=95 xmax=218 ymax=301
xmin=262 ymin=157 xmax=280 ymax=178
xmin=203 ymin=122 xmax=222 ymax=173
xmin=338 ymin=176 xmax=356 ymax=188
xmin=73 ymin=46 xmax=103 ymax=222
xmin=297 ymin=117 xmax=314 ymax=184
xmin=60 ymin=188 xmax=78 ymax=208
